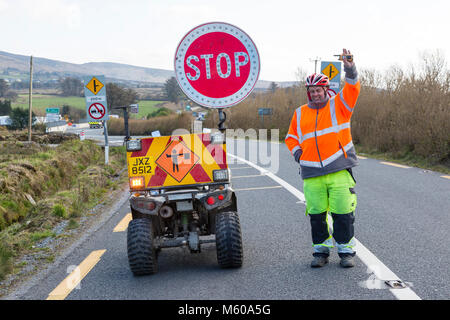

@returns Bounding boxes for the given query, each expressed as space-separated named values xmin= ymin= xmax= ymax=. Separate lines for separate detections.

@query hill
xmin=0 ymin=50 xmax=173 ymax=84
xmin=0 ymin=50 xmax=296 ymax=89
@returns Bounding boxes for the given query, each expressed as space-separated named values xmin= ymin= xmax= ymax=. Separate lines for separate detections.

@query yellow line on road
xmin=113 ymin=213 xmax=132 ymax=232
xmin=46 ymin=249 xmax=106 ymax=300
xmin=380 ymin=161 xmax=411 ymax=169
xmin=234 ymin=186 xmax=283 ymax=191
xmin=441 ymin=175 xmax=450 ymax=180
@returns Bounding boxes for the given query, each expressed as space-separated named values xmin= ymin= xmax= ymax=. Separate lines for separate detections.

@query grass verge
xmin=0 ymin=132 xmax=127 ymax=283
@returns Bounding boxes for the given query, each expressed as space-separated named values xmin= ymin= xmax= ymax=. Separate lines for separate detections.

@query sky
xmin=1 ymin=0 xmax=450 ymax=82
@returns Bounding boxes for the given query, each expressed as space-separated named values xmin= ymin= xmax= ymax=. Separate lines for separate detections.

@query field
xmin=12 ymin=94 xmax=85 ymax=116
xmin=127 ymin=100 xmax=163 ymax=119
xmin=11 ymin=94 xmax=163 ymax=118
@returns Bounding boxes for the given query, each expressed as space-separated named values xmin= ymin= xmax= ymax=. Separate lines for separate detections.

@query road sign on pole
xmin=84 ymin=75 xmax=109 ymax=122
xmin=88 ymin=102 xmax=107 ymax=120
xmin=174 ymin=22 xmax=260 ymax=109
xmin=320 ymin=61 xmax=342 ymax=95
xmin=46 ymin=108 xmax=60 ymax=114
xmin=84 ymin=75 xmax=109 ymax=164
xmin=130 ymin=104 xmax=139 ymax=114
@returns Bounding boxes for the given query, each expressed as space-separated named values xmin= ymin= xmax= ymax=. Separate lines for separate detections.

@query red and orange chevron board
xmin=127 ymin=133 xmax=228 ymax=188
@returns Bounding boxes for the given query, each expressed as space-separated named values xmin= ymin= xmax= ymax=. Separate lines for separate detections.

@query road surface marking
xmin=357 ymin=155 xmax=367 ymax=159
xmin=232 ymin=174 xmax=264 ymax=179
xmin=227 ymin=153 xmax=305 ymax=203
xmin=228 ymin=152 xmax=421 ymax=300
xmin=46 ymin=249 xmax=106 ymax=300
xmin=380 ymin=161 xmax=411 ymax=169
xmin=234 ymin=186 xmax=282 ymax=191
xmin=113 ymin=213 xmax=132 ymax=232
xmin=441 ymin=175 xmax=450 ymax=180
xmin=355 ymin=240 xmax=420 ymax=300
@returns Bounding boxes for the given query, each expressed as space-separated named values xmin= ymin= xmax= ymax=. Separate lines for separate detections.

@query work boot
xmin=310 ymin=254 xmax=329 ymax=268
xmin=339 ymin=254 xmax=355 ymax=268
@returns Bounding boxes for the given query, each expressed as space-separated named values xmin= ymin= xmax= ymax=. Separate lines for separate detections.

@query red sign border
xmin=88 ymin=102 xmax=106 ymax=120
xmin=174 ymin=21 xmax=260 ymax=109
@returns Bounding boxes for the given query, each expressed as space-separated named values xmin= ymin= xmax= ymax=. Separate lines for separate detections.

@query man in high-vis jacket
xmin=285 ymin=49 xmax=360 ymax=268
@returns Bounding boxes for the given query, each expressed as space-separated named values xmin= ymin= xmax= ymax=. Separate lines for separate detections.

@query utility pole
xmin=309 ymin=56 xmax=321 ymax=73
xmin=28 ymin=55 xmax=33 ymax=142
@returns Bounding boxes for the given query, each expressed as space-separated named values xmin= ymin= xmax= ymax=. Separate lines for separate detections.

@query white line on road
xmin=234 ymin=186 xmax=282 ymax=191
xmin=232 ymin=174 xmax=264 ymax=179
xmin=227 ymin=153 xmax=305 ymax=203
xmin=227 ymin=152 xmax=421 ymax=300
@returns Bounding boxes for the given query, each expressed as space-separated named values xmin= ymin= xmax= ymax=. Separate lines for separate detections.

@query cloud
xmin=0 ymin=0 xmax=7 ymax=12
xmin=26 ymin=0 xmax=81 ymax=30
xmin=66 ymin=3 xmax=81 ymax=30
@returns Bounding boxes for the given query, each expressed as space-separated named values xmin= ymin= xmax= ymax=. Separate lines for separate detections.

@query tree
xmin=4 ymin=91 xmax=18 ymax=101
xmin=269 ymin=82 xmax=279 ymax=93
xmin=0 ymin=99 xmax=12 ymax=116
xmin=62 ymin=105 xmax=84 ymax=122
xmin=106 ymin=83 xmax=138 ymax=115
xmin=59 ymin=77 xmax=83 ymax=96
xmin=0 ymin=79 xmax=10 ymax=97
xmin=9 ymin=108 xmax=35 ymax=130
xmin=164 ymin=77 xmax=183 ymax=103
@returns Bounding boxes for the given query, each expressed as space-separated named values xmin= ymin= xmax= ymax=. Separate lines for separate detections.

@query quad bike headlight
xmin=210 ymin=132 xmax=224 ymax=144
xmin=129 ymin=176 xmax=145 ymax=189
xmin=126 ymin=139 xmax=142 ymax=151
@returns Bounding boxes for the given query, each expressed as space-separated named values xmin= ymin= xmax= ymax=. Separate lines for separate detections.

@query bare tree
xmin=59 ymin=77 xmax=83 ymax=96
xmin=164 ymin=77 xmax=183 ymax=103
xmin=106 ymin=83 xmax=138 ymax=114
xmin=0 ymin=79 xmax=9 ymax=97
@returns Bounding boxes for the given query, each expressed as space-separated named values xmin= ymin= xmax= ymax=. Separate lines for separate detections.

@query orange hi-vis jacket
xmin=285 ymin=77 xmax=361 ymax=179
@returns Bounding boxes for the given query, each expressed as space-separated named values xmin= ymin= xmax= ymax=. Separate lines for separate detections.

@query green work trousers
xmin=303 ymin=169 xmax=357 ymax=257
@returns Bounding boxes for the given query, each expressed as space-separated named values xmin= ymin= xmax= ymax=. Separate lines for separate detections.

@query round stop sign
xmin=174 ymin=22 xmax=260 ymax=108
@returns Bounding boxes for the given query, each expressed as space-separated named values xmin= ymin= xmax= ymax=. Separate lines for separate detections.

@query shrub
xmin=52 ymin=204 xmax=67 ymax=218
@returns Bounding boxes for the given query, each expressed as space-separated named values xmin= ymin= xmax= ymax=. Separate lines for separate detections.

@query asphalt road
xmin=7 ymin=128 xmax=449 ymax=300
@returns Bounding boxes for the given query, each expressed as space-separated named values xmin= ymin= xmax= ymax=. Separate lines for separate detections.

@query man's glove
xmin=294 ymin=149 xmax=302 ymax=163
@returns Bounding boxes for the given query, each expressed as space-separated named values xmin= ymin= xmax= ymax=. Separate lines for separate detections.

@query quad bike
xmin=125 ymin=125 xmax=243 ymax=275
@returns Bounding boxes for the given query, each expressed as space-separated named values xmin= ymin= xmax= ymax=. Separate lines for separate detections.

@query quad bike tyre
xmin=127 ymin=218 xmax=158 ymax=275
xmin=215 ymin=211 xmax=243 ymax=268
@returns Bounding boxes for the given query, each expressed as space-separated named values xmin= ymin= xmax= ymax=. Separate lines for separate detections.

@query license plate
xmin=130 ymin=156 xmax=152 ymax=175
xmin=176 ymin=201 xmax=193 ymax=212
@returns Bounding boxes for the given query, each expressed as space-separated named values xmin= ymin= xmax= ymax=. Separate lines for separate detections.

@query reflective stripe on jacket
xmin=285 ymin=77 xmax=361 ymax=179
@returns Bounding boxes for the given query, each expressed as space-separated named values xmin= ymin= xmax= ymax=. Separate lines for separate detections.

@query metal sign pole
xmin=103 ymin=120 xmax=109 ymax=164
xmin=123 ymin=106 xmax=130 ymax=142
xmin=28 ymin=55 xmax=33 ymax=142
xmin=217 ymin=108 xmax=226 ymax=133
